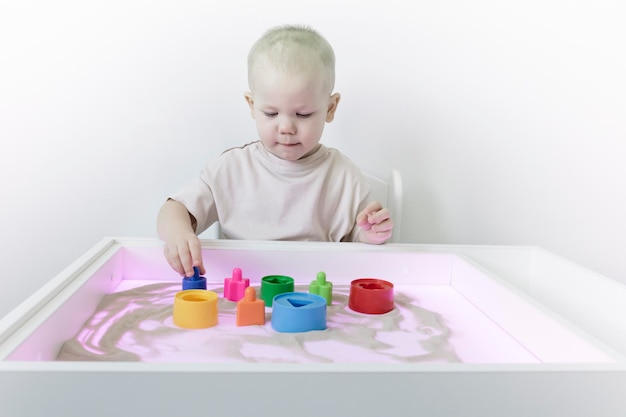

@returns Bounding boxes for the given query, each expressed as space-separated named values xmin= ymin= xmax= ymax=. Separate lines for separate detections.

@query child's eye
xmin=296 ymin=113 xmax=313 ymax=118
xmin=263 ymin=112 xmax=278 ymax=117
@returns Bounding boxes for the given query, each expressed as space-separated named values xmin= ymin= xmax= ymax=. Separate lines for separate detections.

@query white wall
xmin=1 ymin=0 xmax=624 ymax=319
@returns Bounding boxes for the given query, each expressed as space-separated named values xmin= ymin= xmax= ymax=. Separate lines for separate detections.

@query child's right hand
xmin=163 ymin=233 xmax=205 ymax=277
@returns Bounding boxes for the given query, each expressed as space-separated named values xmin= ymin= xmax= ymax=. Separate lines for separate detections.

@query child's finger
xmin=188 ymin=239 xmax=205 ymax=275
xmin=175 ymin=243 xmax=195 ymax=277
xmin=370 ymin=229 xmax=393 ymax=243
xmin=369 ymin=217 xmax=394 ymax=232
xmin=164 ymin=246 xmax=185 ymax=276
xmin=357 ymin=213 xmax=372 ymax=229
xmin=195 ymin=262 xmax=206 ymax=276
xmin=357 ymin=201 xmax=383 ymax=228
xmin=367 ymin=207 xmax=390 ymax=225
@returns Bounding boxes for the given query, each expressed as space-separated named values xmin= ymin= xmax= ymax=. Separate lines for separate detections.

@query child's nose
xmin=278 ymin=116 xmax=296 ymax=134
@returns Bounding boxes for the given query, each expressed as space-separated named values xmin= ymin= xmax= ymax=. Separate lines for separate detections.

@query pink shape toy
xmin=224 ymin=267 xmax=250 ymax=302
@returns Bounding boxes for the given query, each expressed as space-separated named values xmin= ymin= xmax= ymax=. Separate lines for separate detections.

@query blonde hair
xmin=247 ymin=25 xmax=336 ymax=91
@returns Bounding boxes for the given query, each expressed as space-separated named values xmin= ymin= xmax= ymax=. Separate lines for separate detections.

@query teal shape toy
xmin=309 ymin=271 xmax=332 ymax=305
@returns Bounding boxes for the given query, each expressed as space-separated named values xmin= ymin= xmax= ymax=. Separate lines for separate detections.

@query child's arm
xmin=355 ymin=201 xmax=394 ymax=244
xmin=157 ymin=199 xmax=205 ymax=277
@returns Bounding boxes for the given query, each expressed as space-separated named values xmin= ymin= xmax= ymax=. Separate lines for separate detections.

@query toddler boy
xmin=157 ymin=25 xmax=393 ymax=276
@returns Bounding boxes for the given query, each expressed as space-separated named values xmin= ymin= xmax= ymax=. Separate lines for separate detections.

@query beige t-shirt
xmin=171 ymin=141 xmax=370 ymax=242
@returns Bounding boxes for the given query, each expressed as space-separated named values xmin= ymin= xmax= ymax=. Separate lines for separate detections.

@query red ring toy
xmin=348 ymin=278 xmax=394 ymax=314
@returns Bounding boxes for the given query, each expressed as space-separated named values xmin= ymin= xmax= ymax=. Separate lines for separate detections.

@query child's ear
xmin=326 ymin=93 xmax=341 ymax=122
xmin=244 ymin=92 xmax=255 ymax=119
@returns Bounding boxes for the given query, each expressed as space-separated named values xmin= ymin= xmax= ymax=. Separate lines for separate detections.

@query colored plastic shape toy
xmin=271 ymin=292 xmax=327 ymax=333
xmin=260 ymin=275 xmax=294 ymax=307
xmin=236 ymin=287 xmax=266 ymax=326
xmin=348 ymin=278 xmax=394 ymax=314
xmin=182 ymin=266 xmax=207 ymax=290
xmin=309 ymin=271 xmax=333 ymax=305
xmin=173 ymin=290 xmax=218 ymax=329
xmin=224 ymin=267 xmax=250 ymax=302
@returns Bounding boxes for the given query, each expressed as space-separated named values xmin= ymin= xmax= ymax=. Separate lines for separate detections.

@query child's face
xmin=245 ymin=62 xmax=340 ymax=161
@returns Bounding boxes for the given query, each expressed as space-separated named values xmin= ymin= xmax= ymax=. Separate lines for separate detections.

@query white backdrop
xmin=1 ymin=0 xmax=624 ymax=319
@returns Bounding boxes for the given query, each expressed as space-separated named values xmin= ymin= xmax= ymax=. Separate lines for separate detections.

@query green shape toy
xmin=309 ymin=271 xmax=333 ymax=306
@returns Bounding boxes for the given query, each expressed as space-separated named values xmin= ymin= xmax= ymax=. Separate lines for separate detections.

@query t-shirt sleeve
xmin=169 ymin=165 xmax=219 ymax=235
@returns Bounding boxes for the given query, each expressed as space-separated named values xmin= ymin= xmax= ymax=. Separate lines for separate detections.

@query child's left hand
xmin=356 ymin=201 xmax=394 ymax=244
